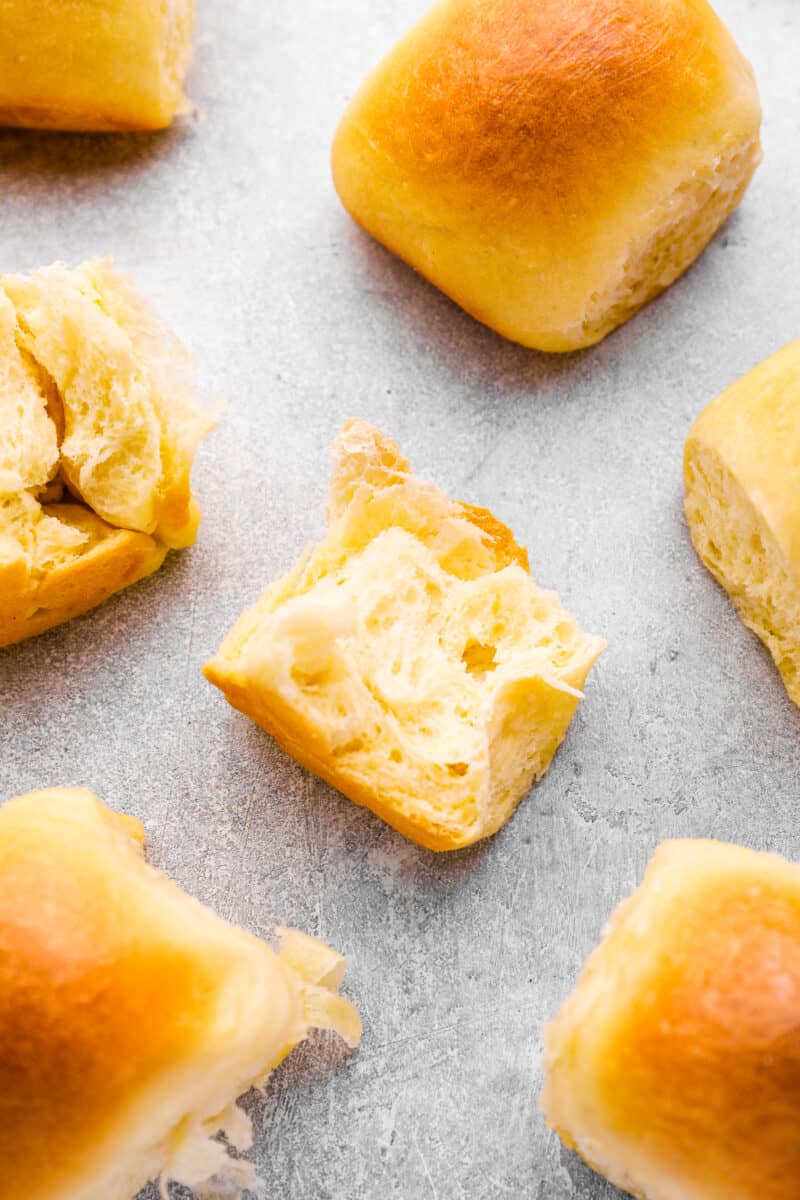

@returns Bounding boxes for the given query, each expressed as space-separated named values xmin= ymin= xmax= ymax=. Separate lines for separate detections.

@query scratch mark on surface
xmin=154 ymin=578 xmax=199 ymax=868
xmin=475 ymin=1161 xmax=518 ymax=1194
xmin=575 ymin=838 xmax=599 ymax=896
xmin=415 ymin=1139 xmax=439 ymax=1199
xmin=365 ymin=1013 xmax=488 ymax=1058
xmin=221 ymin=789 xmax=259 ymax=920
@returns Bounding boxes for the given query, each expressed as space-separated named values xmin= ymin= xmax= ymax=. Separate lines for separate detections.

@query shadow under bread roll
xmin=542 ymin=838 xmax=800 ymax=1200
xmin=0 ymin=787 xmax=361 ymax=1199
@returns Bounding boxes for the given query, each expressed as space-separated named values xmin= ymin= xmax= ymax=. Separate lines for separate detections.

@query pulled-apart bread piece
xmin=204 ymin=421 xmax=604 ymax=851
xmin=0 ymin=0 xmax=194 ymax=131
xmin=685 ymin=342 xmax=800 ymax=708
xmin=0 ymin=787 xmax=361 ymax=1200
xmin=542 ymin=839 xmax=800 ymax=1200
xmin=332 ymin=0 xmax=761 ymax=351
xmin=0 ymin=259 xmax=215 ymax=648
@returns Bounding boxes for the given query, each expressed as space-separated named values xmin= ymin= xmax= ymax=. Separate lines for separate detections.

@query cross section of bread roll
xmin=0 ymin=259 xmax=215 ymax=648
xmin=685 ymin=342 xmax=800 ymax=708
xmin=542 ymin=838 xmax=800 ymax=1200
xmin=0 ymin=787 xmax=361 ymax=1200
xmin=332 ymin=0 xmax=762 ymax=351
xmin=204 ymin=420 xmax=604 ymax=851
xmin=0 ymin=0 xmax=194 ymax=131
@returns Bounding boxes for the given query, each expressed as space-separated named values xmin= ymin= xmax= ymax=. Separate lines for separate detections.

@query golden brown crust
xmin=0 ymin=504 xmax=166 ymax=649
xmin=0 ymin=0 xmax=194 ymax=132
xmin=339 ymin=0 xmax=726 ymax=222
xmin=332 ymin=0 xmax=761 ymax=350
xmin=457 ymin=503 xmax=530 ymax=573
xmin=543 ymin=840 xmax=800 ymax=1200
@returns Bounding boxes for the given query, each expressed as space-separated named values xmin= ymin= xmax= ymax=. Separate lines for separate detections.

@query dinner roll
xmin=332 ymin=0 xmax=762 ymax=351
xmin=0 ymin=0 xmax=194 ymax=131
xmin=204 ymin=420 xmax=604 ymax=851
xmin=0 ymin=259 xmax=215 ymax=648
xmin=542 ymin=838 xmax=800 ymax=1200
xmin=0 ymin=787 xmax=361 ymax=1200
xmin=685 ymin=342 xmax=800 ymax=708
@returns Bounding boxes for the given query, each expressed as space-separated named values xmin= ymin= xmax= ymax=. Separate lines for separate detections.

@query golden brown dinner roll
xmin=204 ymin=420 xmax=604 ymax=851
xmin=332 ymin=0 xmax=762 ymax=351
xmin=685 ymin=342 xmax=800 ymax=708
xmin=0 ymin=0 xmax=194 ymax=131
xmin=0 ymin=787 xmax=361 ymax=1200
xmin=542 ymin=838 xmax=800 ymax=1200
xmin=0 ymin=259 xmax=215 ymax=648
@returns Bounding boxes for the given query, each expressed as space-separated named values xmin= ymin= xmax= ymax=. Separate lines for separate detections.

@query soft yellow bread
xmin=0 ymin=787 xmax=361 ymax=1200
xmin=684 ymin=342 xmax=800 ymax=708
xmin=204 ymin=421 xmax=604 ymax=851
xmin=332 ymin=0 xmax=762 ymax=352
xmin=0 ymin=0 xmax=194 ymax=131
xmin=542 ymin=839 xmax=800 ymax=1200
xmin=0 ymin=259 xmax=215 ymax=648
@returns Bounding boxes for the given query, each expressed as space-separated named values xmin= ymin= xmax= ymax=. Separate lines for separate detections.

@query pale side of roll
xmin=684 ymin=341 xmax=800 ymax=708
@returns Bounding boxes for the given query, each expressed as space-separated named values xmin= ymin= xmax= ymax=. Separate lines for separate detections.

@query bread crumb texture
xmin=543 ymin=839 xmax=800 ymax=1200
xmin=0 ymin=259 xmax=216 ymax=648
xmin=684 ymin=341 xmax=800 ymax=708
xmin=0 ymin=787 xmax=360 ymax=1200
xmin=205 ymin=420 xmax=605 ymax=850
xmin=0 ymin=0 xmax=195 ymax=131
xmin=332 ymin=0 xmax=762 ymax=350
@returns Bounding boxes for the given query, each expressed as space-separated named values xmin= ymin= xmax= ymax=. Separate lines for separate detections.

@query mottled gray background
xmin=0 ymin=0 xmax=798 ymax=1196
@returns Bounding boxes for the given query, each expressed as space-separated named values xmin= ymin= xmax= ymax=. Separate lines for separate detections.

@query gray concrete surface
xmin=0 ymin=1 xmax=798 ymax=1197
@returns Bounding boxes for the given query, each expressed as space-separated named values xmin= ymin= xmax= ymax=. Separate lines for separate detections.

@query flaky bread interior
xmin=331 ymin=0 xmax=761 ymax=352
xmin=0 ymin=289 xmax=59 ymax=492
xmin=0 ymin=0 xmax=195 ymax=131
xmin=205 ymin=421 xmax=604 ymax=851
xmin=542 ymin=839 xmax=800 ymax=1200
xmin=685 ymin=341 xmax=800 ymax=707
xmin=3 ymin=260 xmax=213 ymax=547
xmin=0 ymin=788 xmax=360 ymax=1200
xmin=0 ymin=259 xmax=215 ymax=648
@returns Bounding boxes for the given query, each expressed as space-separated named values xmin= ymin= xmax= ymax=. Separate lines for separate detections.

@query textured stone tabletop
xmin=0 ymin=1 xmax=798 ymax=1197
